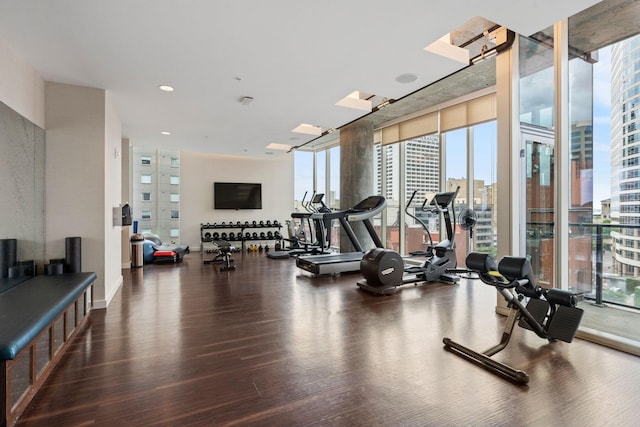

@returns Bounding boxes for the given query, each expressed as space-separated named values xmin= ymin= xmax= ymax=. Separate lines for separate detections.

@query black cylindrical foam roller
xmin=45 ymin=263 xmax=64 ymax=275
xmin=0 ymin=238 xmax=17 ymax=278
xmin=65 ymin=236 xmax=82 ymax=273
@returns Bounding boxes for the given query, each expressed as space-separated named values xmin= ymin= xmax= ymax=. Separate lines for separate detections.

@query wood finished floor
xmin=16 ymin=253 xmax=640 ymax=426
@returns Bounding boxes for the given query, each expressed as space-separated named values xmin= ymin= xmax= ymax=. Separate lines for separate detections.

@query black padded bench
xmin=1 ymin=272 xmax=95 ymax=427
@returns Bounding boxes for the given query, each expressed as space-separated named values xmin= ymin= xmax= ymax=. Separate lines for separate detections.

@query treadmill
xmin=296 ymin=195 xmax=386 ymax=275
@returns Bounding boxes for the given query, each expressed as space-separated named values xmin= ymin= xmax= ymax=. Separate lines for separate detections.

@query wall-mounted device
xmin=113 ymin=203 xmax=133 ymax=226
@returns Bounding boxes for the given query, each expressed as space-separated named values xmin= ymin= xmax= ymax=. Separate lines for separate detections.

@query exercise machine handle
xmin=421 ymin=197 xmax=440 ymax=213
xmin=407 ymin=190 xmax=417 ymax=207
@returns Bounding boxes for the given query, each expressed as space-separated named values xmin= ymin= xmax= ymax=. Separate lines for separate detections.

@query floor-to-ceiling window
xmin=564 ymin=27 xmax=640 ymax=352
xmin=315 ymin=151 xmax=326 ymax=198
xmin=328 ymin=146 xmax=340 ymax=210
xmin=367 ymin=92 xmax=498 ymax=259
xmin=293 ymin=145 xmax=341 ymax=250
xmin=472 ymin=121 xmax=498 ymax=258
xmin=383 ymin=143 xmax=400 ymax=251
xmin=443 ymin=128 xmax=468 ymax=264
xmin=370 ymin=118 xmax=497 ymax=261
xmin=293 ymin=150 xmax=314 ymax=243
xmin=131 ymin=148 xmax=180 ymax=243
xmin=403 ymin=135 xmax=440 ymax=255
xmin=520 ymin=28 xmax=556 ymax=287
xmin=568 ymin=38 xmax=595 ymax=295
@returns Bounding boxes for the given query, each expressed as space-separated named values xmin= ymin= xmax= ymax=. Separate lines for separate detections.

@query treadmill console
xmin=352 ymin=195 xmax=386 ymax=212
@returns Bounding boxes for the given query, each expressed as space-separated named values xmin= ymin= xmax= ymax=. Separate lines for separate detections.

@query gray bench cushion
xmin=0 ymin=272 xmax=96 ymax=360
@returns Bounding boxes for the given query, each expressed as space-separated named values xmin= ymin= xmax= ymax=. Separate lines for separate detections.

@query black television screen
xmin=214 ymin=182 xmax=262 ymax=210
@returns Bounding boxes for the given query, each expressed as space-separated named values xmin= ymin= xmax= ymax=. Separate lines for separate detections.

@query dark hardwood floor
xmin=16 ymin=253 xmax=640 ymax=426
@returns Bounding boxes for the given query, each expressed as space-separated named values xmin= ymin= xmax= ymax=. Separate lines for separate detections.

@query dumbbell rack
xmin=200 ymin=221 xmax=283 ymax=255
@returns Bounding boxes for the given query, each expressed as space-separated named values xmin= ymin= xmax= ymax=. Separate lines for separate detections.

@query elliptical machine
xmin=267 ymin=192 xmax=332 ymax=259
xmin=357 ymin=187 xmax=460 ymax=295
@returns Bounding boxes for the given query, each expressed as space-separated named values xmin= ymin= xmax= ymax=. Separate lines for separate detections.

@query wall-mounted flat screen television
xmin=214 ymin=182 xmax=262 ymax=210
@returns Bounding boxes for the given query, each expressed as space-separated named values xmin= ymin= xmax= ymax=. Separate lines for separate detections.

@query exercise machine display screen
xmin=352 ymin=196 xmax=385 ymax=211
xmin=430 ymin=191 xmax=456 ymax=207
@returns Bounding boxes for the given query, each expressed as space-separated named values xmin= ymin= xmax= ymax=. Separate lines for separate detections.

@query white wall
xmin=121 ymin=138 xmax=131 ymax=268
xmin=180 ymin=151 xmax=294 ymax=250
xmin=0 ymin=36 xmax=44 ymax=128
xmin=104 ymin=92 xmax=123 ymax=303
xmin=45 ymin=82 xmax=122 ymax=309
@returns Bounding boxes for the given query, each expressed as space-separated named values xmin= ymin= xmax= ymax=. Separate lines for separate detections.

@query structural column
xmin=340 ymin=120 xmax=374 ymax=252
xmin=495 ymin=34 xmax=520 ymax=315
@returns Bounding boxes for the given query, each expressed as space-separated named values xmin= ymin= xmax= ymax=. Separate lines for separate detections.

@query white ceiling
xmin=0 ymin=0 xmax=600 ymax=157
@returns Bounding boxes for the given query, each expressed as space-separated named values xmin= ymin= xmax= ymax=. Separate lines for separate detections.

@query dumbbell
xmin=228 ymin=232 xmax=235 ymax=240
xmin=252 ymin=232 xmax=259 ymax=239
xmin=260 ymin=232 xmax=266 ymax=239
xmin=220 ymin=232 xmax=228 ymax=240
xmin=212 ymin=232 xmax=220 ymax=240
xmin=267 ymin=231 xmax=274 ymax=239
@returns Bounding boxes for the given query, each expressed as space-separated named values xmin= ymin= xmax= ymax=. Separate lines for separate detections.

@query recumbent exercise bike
xmin=443 ymin=252 xmax=584 ymax=385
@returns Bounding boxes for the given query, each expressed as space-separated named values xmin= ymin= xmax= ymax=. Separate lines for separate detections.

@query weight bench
xmin=1 ymin=272 xmax=95 ymax=427
xmin=443 ymin=252 xmax=583 ymax=384
xmin=203 ymin=240 xmax=236 ymax=271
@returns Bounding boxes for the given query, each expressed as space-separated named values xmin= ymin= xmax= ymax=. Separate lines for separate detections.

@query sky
xmin=592 ymin=46 xmax=612 ymax=206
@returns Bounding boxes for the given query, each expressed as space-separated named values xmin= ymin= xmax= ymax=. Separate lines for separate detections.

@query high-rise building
xmin=375 ymin=135 xmax=440 ymax=201
xmin=131 ymin=148 xmax=181 ymax=243
xmin=405 ymin=135 xmax=440 ymax=199
xmin=611 ymin=35 xmax=640 ymax=276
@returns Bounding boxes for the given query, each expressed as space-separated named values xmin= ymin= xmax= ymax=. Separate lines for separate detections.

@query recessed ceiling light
xmin=336 ymin=91 xmax=373 ymax=111
xmin=292 ymin=124 xmax=322 ymax=136
xmin=161 ymin=131 xmax=171 ymax=135
xmin=424 ymin=33 xmax=470 ymax=64
xmin=158 ymin=85 xmax=174 ymax=92
xmin=395 ymin=73 xmax=418 ymax=84
xmin=265 ymin=143 xmax=291 ymax=151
